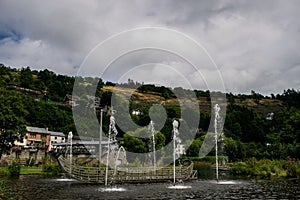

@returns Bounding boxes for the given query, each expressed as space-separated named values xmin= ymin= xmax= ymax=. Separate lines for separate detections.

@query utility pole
xmin=99 ymin=109 xmax=103 ymax=171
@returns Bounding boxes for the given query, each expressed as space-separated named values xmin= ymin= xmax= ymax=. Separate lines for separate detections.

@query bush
xmin=193 ymin=161 xmax=214 ymax=178
xmin=229 ymin=162 xmax=249 ymax=175
xmin=8 ymin=162 xmax=21 ymax=177
xmin=284 ymin=161 xmax=300 ymax=177
xmin=42 ymin=163 xmax=61 ymax=175
xmin=0 ymin=168 xmax=9 ymax=176
xmin=229 ymin=159 xmax=300 ymax=178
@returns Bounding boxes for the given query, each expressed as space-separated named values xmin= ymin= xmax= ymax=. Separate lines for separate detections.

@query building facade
xmin=14 ymin=126 xmax=65 ymax=152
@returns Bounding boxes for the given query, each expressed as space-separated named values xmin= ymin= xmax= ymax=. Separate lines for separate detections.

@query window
xmin=41 ymin=134 xmax=46 ymax=138
xmin=30 ymin=134 xmax=36 ymax=139
xmin=55 ymin=136 xmax=57 ymax=140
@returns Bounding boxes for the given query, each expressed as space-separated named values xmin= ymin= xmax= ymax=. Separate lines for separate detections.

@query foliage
xmin=0 ymin=88 xmax=27 ymax=158
xmin=193 ymin=161 xmax=214 ymax=178
xmin=8 ymin=162 xmax=21 ymax=177
xmin=0 ymin=167 xmax=9 ymax=176
xmin=2 ymin=64 xmax=300 ymax=162
xmin=123 ymin=133 xmax=147 ymax=154
xmin=20 ymin=166 xmax=43 ymax=175
xmin=229 ymin=158 xmax=300 ymax=178
xmin=42 ymin=163 xmax=61 ymax=175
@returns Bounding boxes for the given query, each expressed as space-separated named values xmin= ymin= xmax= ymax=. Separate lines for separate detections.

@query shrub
xmin=42 ymin=163 xmax=61 ymax=175
xmin=0 ymin=168 xmax=9 ymax=176
xmin=8 ymin=162 xmax=21 ymax=177
xmin=284 ymin=161 xmax=300 ymax=177
xmin=229 ymin=162 xmax=249 ymax=175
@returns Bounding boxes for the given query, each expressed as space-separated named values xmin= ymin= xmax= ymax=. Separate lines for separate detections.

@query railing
xmin=58 ymin=155 xmax=197 ymax=184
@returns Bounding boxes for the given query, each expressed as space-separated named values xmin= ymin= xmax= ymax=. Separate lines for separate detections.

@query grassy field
xmin=0 ymin=166 xmax=44 ymax=176
xmin=20 ymin=166 xmax=43 ymax=175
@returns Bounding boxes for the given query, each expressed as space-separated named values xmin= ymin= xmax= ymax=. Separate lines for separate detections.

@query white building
xmin=49 ymin=131 xmax=65 ymax=151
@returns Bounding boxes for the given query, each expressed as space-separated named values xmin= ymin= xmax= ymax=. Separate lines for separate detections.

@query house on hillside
xmin=64 ymin=94 xmax=80 ymax=107
xmin=132 ymin=108 xmax=143 ymax=116
xmin=14 ymin=126 xmax=65 ymax=152
xmin=48 ymin=131 xmax=66 ymax=151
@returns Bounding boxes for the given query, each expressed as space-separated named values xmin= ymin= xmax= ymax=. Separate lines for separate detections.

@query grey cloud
xmin=0 ymin=0 xmax=300 ymax=95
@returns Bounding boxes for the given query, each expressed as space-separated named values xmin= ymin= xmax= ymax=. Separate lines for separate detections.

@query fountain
xmin=68 ymin=131 xmax=73 ymax=174
xmin=105 ymin=111 xmax=118 ymax=187
xmin=172 ymin=119 xmax=179 ymax=186
xmin=148 ymin=120 xmax=156 ymax=171
xmin=168 ymin=119 xmax=191 ymax=189
xmin=102 ymin=110 xmax=128 ymax=192
xmin=214 ymin=104 xmax=220 ymax=182
xmin=213 ymin=104 xmax=237 ymax=185
xmin=113 ymin=146 xmax=127 ymax=178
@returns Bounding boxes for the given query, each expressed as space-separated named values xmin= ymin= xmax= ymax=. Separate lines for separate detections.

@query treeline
xmin=1 ymin=64 xmax=300 ymax=162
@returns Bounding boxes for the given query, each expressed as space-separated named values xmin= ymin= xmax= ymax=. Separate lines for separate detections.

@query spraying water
xmin=113 ymin=146 xmax=127 ymax=177
xmin=68 ymin=131 xmax=73 ymax=174
xmin=172 ymin=119 xmax=180 ymax=186
xmin=214 ymin=104 xmax=221 ymax=183
xmin=148 ymin=120 xmax=156 ymax=171
xmin=105 ymin=111 xmax=118 ymax=187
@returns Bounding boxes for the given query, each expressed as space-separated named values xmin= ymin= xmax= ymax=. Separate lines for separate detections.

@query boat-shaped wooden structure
xmin=57 ymin=155 xmax=197 ymax=184
xmin=53 ymin=111 xmax=197 ymax=184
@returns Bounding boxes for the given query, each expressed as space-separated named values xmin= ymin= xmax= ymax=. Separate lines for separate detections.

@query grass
xmin=0 ymin=166 xmax=55 ymax=176
xmin=0 ymin=167 xmax=9 ymax=176
xmin=20 ymin=166 xmax=43 ymax=175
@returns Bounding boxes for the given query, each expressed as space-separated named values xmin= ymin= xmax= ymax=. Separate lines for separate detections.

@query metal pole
xmin=105 ymin=129 xmax=110 ymax=187
xmin=173 ymin=130 xmax=176 ymax=186
xmin=214 ymin=104 xmax=219 ymax=182
xmin=68 ymin=131 xmax=73 ymax=174
xmin=152 ymin=126 xmax=156 ymax=172
xmin=99 ymin=109 xmax=103 ymax=171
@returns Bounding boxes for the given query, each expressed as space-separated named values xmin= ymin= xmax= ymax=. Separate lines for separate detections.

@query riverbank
xmin=0 ymin=166 xmax=44 ymax=176
xmin=192 ymin=157 xmax=300 ymax=179
xmin=0 ymin=163 xmax=61 ymax=176
xmin=2 ymin=158 xmax=300 ymax=179
xmin=229 ymin=158 xmax=300 ymax=178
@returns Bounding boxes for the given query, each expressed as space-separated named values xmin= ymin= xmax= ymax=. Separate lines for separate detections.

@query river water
xmin=1 ymin=175 xmax=300 ymax=199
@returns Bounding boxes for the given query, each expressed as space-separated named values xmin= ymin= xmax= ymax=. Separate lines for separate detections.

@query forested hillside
xmin=1 ymin=64 xmax=300 ymax=162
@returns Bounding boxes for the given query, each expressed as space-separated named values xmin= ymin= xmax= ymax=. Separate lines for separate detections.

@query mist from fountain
xmin=68 ymin=131 xmax=73 ymax=174
xmin=113 ymin=146 xmax=127 ymax=178
xmin=105 ymin=113 xmax=118 ymax=187
xmin=167 ymin=119 xmax=191 ymax=189
xmin=214 ymin=104 xmax=220 ymax=182
xmin=214 ymin=104 xmax=235 ymax=185
xmin=148 ymin=120 xmax=156 ymax=171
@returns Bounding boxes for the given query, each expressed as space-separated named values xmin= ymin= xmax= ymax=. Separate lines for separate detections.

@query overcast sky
xmin=0 ymin=0 xmax=300 ymax=95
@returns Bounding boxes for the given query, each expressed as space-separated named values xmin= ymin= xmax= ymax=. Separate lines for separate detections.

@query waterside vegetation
xmin=229 ymin=158 xmax=300 ymax=178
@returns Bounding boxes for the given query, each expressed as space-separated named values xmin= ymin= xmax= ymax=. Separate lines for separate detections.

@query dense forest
xmin=1 ymin=64 xmax=300 ymax=162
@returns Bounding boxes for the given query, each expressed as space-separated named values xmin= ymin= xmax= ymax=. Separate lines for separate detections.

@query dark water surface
xmin=1 ymin=175 xmax=300 ymax=199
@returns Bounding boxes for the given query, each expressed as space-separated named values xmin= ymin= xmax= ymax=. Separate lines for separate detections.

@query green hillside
xmin=1 ymin=64 xmax=300 ymax=162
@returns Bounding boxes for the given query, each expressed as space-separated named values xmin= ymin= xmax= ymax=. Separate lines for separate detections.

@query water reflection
xmin=1 ymin=175 xmax=300 ymax=199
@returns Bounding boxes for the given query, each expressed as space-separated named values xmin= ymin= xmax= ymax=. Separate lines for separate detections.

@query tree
xmin=20 ymin=67 xmax=33 ymax=88
xmin=0 ymin=88 xmax=27 ymax=158
xmin=123 ymin=133 xmax=147 ymax=153
xmin=186 ymin=138 xmax=202 ymax=157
